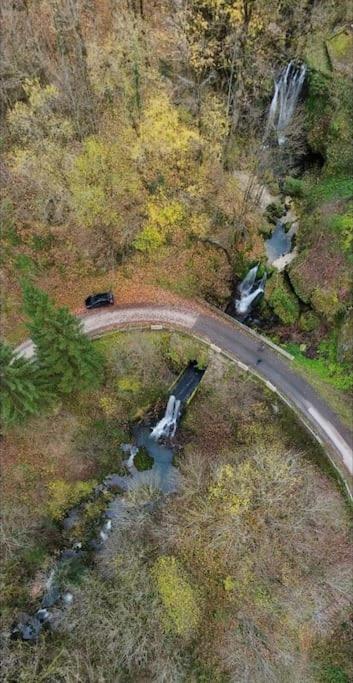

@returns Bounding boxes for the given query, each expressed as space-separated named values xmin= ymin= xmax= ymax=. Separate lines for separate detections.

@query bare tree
xmin=53 ymin=0 xmax=97 ymax=139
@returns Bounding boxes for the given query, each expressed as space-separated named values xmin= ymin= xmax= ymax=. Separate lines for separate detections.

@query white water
xmin=265 ymin=61 xmax=306 ymax=144
xmin=236 ymin=287 xmax=264 ymax=315
xmin=239 ymin=265 xmax=259 ymax=296
xmin=150 ymin=395 xmax=181 ymax=441
xmin=235 ymin=268 xmax=266 ymax=316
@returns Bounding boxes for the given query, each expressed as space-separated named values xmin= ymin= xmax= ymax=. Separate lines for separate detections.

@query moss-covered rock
xmin=288 ymin=253 xmax=314 ymax=304
xmin=134 ymin=447 xmax=154 ymax=472
xmin=337 ymin=310 xmax=353 ymax=364
xmin=310 ymin=288 xmax=344 ymax=321
xmin=259 ymin=222 xmax=273 ymax=237
xmin=299 ymin=311 xmax=321 ymax=333
xmin=305 ymin=35 xmax=332 ymax=77
xmin=265 ymin=273 xmax=300 ymax=325
xmin=283 ymin=176 xmax=305 ymax=198
xmin=265 ymin=202 xmax=285 ymax=225
xmin=326 ymin=30 xmax=353 ymax=76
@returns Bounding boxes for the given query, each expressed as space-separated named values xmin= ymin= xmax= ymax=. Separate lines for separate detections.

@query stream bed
xmin=10 ymin=362 xmax=206 ymax=642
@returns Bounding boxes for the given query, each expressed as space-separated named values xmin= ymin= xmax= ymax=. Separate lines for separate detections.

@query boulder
xmin=326 ymin=29 xmax=353 ymax=77
xmin=265 ymin=273 xmax=300 ymax=325
xmin=311 ymin=288 xmax=344 ymax=322
xmin=288 ymin=252 xmax=314 ymax=304
xmin=11 ymin=614 xmax=42 ymax=641
xmin=265 ymin=202 xmax=286 ymax=225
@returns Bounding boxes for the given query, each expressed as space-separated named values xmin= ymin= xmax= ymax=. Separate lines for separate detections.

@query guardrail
xmin=197 ymin=298 xmax=294 ymax=361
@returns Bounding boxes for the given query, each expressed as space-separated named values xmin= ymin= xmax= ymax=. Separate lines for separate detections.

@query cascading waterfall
xmin=150 ymin=395 xmax=181 ymax=441
xmin=235 ymin=267 xmax=266 ymax=316
xmin=239 ymin=264 xmax=259 ymax=296
xmin=265 ymin=61 xmax=306 ymax=145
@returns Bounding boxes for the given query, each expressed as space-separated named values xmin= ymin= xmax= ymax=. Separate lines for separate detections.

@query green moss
xmin=47 ymin=479 xmax=96 ymax=521
xmin=134 ymin=447 xmax=154 ymax=471
xmin=288 ymin=255 xmax=313 ymax=304
xmin=326 ymin=31 xmax=353 ymax=71
xmin=266 ymin=273 xmax=300 ymax=325
xmin=319 ymin=664 xmax=349 ymax=683
xmin=306 ymin=177 xmax=353 ymax=207
xmin=305 ymin=40 xmax=332 ymax=77
xmin=285 ymin=337 xmax=353 ymax=392
xmin=117 ymin=375 xmax=142 ymax=394
xmin=265 ymin=202 xmax=285 ymax=225
xmin=283 ymin=176 xmax=305 ymax=198
xmin=259 ymin=222 xmax=273 ymax=237
xmin=299 ymin=311 xmax=321 ymax=332
xmin=329 ymin=208 xmax=353 ymax=253
xmin=160 ymin=332 xmax=209 ymax=372
xmin=311 ymin=288 xmax=344 ymax=322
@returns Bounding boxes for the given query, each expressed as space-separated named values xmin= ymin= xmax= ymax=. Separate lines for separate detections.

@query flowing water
xmin=132 ymin=362 xmax=206 ymax=492
xmin=239 ymin=264 xmax=259 ymax=296
xmin=265 ymin=61 xmax=306 ymax=144
xmin=265 ymin=221 xmax=293 ymax=262
xmin=150 ymin=395 xmax=181 ymax=441
xmin=12 ymin=362 xmax=206 ymax=640
xmin=235 ymin=267 xmax=266 ymax=318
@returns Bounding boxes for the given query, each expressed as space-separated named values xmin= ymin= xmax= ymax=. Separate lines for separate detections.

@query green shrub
xmin=319 ymin=664 xmax=349 ymax=683
xmin=306 ymin=177 xmax=353 ymax=207
xmin=299 ymin=311 xmax=321 ymax=332
xmin=160 ymin=333 xmax=208 ymax=372
xmin=329 ymin=209 xmax=353 ymax=253
xmin=284 ymin=176 xmax=305 ymax=198
xmin=285 ymin=336 xmax=353 ymax=391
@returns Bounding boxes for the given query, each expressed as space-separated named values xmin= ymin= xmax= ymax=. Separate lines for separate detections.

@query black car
xmin=85 ymin=292 xmax=114 ymax=310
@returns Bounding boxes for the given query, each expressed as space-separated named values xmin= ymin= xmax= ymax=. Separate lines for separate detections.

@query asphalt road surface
xmin=16 ymin=303 xmax=353 ymax=495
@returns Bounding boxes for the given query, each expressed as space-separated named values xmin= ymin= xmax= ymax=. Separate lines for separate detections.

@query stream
xmin=10 ymin=362 xmax=206 ymax=642
xmin=227 ymin=59 xmax=306 ymax=323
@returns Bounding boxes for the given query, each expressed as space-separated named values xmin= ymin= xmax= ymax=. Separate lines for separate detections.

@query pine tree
xmin=0 ymin=342 xmax=52 ymax=427
xmin=22 ymin=281 xmax=104 ymax=395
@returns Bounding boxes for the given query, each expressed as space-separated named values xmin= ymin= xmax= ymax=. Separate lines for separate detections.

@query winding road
xmin=16 ymin=302 xmax=353 ymax=497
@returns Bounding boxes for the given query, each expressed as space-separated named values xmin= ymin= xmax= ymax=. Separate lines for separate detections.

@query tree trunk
xmin=53 ymin=0 xmax=96 ymax=139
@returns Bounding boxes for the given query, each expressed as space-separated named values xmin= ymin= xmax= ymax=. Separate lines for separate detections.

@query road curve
xmin=16 ymin=303 xmax=353 ymax=496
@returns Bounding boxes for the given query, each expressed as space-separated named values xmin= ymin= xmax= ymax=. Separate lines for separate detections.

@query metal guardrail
xmin=196 ymin=298 xmax=295 ymax=361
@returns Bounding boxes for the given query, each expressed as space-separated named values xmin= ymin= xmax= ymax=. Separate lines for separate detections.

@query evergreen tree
xmin=0 ymin=341 xmax=52 ymax=427
xmin=22 ymin=281 xmax=104 ymax=395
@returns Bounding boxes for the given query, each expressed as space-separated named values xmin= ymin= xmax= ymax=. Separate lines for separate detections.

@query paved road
xmin=16 ymin=303 xmax=353 ymax=495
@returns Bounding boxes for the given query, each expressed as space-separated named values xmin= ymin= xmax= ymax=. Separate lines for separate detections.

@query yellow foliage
xmin=189 ymin=213 xmax=210 ymax=238
xmin=133 ymin=196 xmax=186 ymax=252
xmin=152 ymin=555 xmax=201 ymax=636
xmin=70 ymin=135 xmax=142 ymax=237
xmin=7 ymin=78 xmax=73 ymax=146
xmin=200 ymin=92 xmax=229 ymax=159
xmin=117 ymin=375 xmax=141 ymax=393
xmin=47 ymin=479 xmax=96 ymax=521
xmin=208 ymin=462 xmax=253 ymax=515
xmin=136 ymin=93 xmax=199 ymax=172
xmin=99 ymin=394 xmax=118 ymax=417
xmin=223 ymin=575 xmax=236 ymax=592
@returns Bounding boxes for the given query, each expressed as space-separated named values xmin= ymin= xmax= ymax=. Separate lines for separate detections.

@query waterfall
xmin=265 ymin=61 xmax=306 ymax=144
xmin=239 ymin=264 xmax=259 ymax=296
xmin=235 ymin=267 xmax=266 ymax=317
xmin=150 ymin=395 xmax=181 ymax=441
